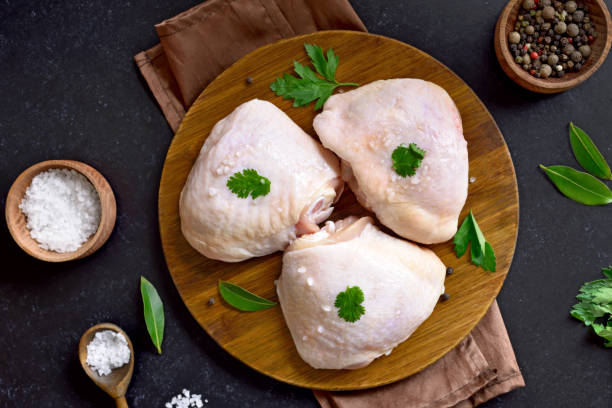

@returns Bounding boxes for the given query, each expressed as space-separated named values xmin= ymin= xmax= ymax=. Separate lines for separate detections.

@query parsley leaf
xmin=392 ymin=143 xmax=426 ymax=177
xmin=334 ymin=286 xmax=365 ymax=323
xmin=570 ymin=267 xmax=612 ymax=348
xmin=270 ymin=44 xmax=358 ymax=110
xmin=226 ymin=169 xmax=271 ymax=199
xmin=453 ymin=210 xmax=497 ymax=272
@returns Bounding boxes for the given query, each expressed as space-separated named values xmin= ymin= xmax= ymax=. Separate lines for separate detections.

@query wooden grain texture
xmin=494 ymin=0 xmax=612 ymax=93
xmin=78 ymin=322 xmax=134 ymax=406
xmin=5 ymin=159 xmax=116 ymax=262
xmin=158 ymin=31 xmax=519 ymax=390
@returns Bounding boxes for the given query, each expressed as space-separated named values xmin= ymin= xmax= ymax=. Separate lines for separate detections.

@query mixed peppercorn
xmin=508 ymin=0 xmax=597 ymax=78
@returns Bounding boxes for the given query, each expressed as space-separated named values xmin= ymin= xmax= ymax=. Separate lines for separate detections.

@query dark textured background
xmin=1 ymin=0 xmax=612 ymax=406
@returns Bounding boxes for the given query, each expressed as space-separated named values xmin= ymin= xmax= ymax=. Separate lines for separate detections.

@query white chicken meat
xmin=313 ymin=79 xmax=468 ymax=244
xmin=180 ymin=99 xmax=342 ymax=262
xmin=277 ymin=216 xmax=446 ymax=370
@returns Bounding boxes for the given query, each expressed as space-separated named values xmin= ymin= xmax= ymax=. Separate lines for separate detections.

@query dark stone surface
xmin=1 ymin=0 xmax=611 ymax=406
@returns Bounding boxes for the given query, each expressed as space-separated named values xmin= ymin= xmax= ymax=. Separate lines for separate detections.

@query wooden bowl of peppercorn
xmin=495 ymin=0 xmax=611 ymax=93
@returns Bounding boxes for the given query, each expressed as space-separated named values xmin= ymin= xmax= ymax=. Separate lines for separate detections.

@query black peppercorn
xmin=440 ymin=293 xmax=450 ymax=302
xmin=246 ymin=77 xmax=253 ymax=84
xmin=446 ymin=267 xmax=454 ymax=275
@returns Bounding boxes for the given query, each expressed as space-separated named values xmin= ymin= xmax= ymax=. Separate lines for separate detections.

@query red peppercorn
xmin=530 ymin=51 xmax=539 ymax=60
xmin=530 ymin=69 xmax=536 ymax=75
xmin=538 ymin=36 xmax=544 ymax=43
xmin=523 ymin=44 xmax=529 ymax=50
xmin=588 ymin=35 xmax=595 ymax=43
xmin=568 ymin=37 xmax=573 ymax=44
xmin=538 ymin=50 xmax=543 ymax=56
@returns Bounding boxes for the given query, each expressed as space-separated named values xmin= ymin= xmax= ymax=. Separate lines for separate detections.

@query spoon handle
xmin=115 ymin=396 xmax=128 ymax=408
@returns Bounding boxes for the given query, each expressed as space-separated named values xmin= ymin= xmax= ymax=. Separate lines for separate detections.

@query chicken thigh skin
xmin=313 ymin=79 xmax=468 ymax=244
xmin=180 ymin=99 xmax=342 ymax=262
xmin=277 ymin=216 xmax=446 ymax=369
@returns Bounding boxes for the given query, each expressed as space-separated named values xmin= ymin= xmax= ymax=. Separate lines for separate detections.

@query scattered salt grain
xmin=86 ymin=330 xmax=130 ymax=376
xmin=19 ymin=168 xmax=101 ymax=253
xmin=165 ymin=389 xmax=205 ymax=408
xmin=469 ymin=176 xmax=476 ymax=183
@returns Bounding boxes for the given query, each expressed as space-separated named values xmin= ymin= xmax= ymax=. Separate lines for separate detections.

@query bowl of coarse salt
xmin=5 ymin=160 xmax=116 ymax=262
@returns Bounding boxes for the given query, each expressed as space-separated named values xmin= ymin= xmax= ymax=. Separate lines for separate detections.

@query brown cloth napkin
xmin=314 ymin=301 xmax=524 ymax=408
xmin=134 ymin=1 xmax=525 ymax=406
xmin=134 ymin=0 xmax=366 ymax=131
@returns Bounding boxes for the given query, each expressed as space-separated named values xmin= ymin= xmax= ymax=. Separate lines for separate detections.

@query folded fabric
xmin=314 ymin=301 xmax=525 ymax=408
xmin=134 ymin=0 xmax=365 ymax=131
xmin=134 ymin=1 xmax=524 ymax=406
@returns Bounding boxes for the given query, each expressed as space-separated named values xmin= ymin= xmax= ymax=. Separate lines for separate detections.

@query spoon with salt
xmin=78 ymin=323 xmax=134 ymax=408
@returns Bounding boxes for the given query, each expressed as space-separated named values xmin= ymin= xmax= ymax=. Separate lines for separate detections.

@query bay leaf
xmin=218 ymin=280 xmax=276 ymax=312
xmin=569 ymin=123 xmax=612 ymax=180
xmin=140 ymin=276 xmax=165 ymax=354
xmin=540 ymin=164 xmax=612 ymax=206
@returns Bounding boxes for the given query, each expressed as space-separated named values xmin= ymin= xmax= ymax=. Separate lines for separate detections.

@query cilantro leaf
xmin=270 ymin=44 xmax=358 ymax=110
xmin=226 ymin=169 xmax=271 ymax=199
xmin=392 ymin=143 xmax=426 ymax=177
xmin=453 ymin=210 xmax=497 ymax=272
xmin=334 ymin=286 xmax=365 ymax=323
xmin=305 ymin=44 xmax=338 ymax=81
xmin=570 ymin=268 xmax=612 ymax=347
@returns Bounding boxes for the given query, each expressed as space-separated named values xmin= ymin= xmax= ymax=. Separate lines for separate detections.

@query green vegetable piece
xmin=218 ymin=280 xmax=276 ymax=312
xmin=569 ymin=123 xmax=612 ymax=180
xmin=140 ymin=276 xmax=165 ymax=354
xmin=270 ymin=44 xmax=358 ymax=110
xmin=453 ymin=210 xmax=496 ymax=272
xmin=391 ymin=143 xmax=426 ymax=177
xmin=305 ymin=44 xmax=338 ymax=81
xmin=226 ymin=169 xmax=271 ymax=199
xmin=570 ymin=267 xmax=612 ymax=348
xmin=539 ymin=164 xmax=612 ymax=205
xmin=334 ymin=286 xmax=365 ymax=323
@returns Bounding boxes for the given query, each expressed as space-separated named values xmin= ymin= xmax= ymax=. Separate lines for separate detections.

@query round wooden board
xmin=159 ymin=31 xmax=519 ymax=391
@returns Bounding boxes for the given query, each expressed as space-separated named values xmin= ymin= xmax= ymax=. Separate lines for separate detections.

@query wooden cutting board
xmin=158 ymin=31 xmax=519 ymax=391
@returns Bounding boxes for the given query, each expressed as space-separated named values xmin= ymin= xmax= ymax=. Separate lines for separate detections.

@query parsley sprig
xmin=335 ymin=286 xmax=365 ymax=323
xmin=270 ymin=44 xmax=358 ymax=110
xmin=453 ymin=210 xmax=496 ymax=272
xmin=570 ymin=267 xmax=612 ymax=348
xmin=392 ymin=143 xmax=426 ymax=177
xmin=226 ymin=169 xmax=271 ymax=199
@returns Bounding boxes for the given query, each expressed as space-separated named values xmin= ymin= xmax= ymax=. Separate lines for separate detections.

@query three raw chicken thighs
xmin=179 ymin=79 xmax=468 ymax=369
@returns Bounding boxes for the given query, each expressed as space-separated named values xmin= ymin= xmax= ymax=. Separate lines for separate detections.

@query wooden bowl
xmin=494 ymin=0 xmax=612 ymax=93
xmin=5 ymin=160 xmax=116 ymax=262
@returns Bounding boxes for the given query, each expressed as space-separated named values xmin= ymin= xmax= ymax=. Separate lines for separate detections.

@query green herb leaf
xmin=391 ymin=143 xmax=426 ymax=177
xmin=218 ymin=280 xmax=276 ymax=312
xmin=453 ymin=210 xmax=496 ymax=272
xmin=334 ymin=286 xmax=365 ymax=323
xmin=270 ymin=44 xmax=358 ymax=109
xmin=570 ymin=267 xmax=612 ymax=347
xmin=569 ymin=123 xmax=612 ymax=180
xmin=539 ymin=164 xmax=612 ymax=205
xmin=305 ymin=44 xmax=338 ymax=81
xmin=140 ymin=276 xmax=165 ymax=354
xmin=226 ymin=169 xmax=271 ymax=199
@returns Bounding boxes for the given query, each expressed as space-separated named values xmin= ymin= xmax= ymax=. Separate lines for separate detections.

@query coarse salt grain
xmin=85 ymin=330 xmax=130 ymax=376
xmin=19 ymin=168 xmax=101 ymax=253
xmin=165 ymin=389 xmax=205 ymax=408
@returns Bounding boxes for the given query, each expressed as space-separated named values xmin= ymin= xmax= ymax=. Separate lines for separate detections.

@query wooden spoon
xmin=78 ymin=323 xmax=134 ymax=408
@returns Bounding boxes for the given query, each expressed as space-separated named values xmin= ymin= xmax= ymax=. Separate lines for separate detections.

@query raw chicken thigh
xmin=277 ymin=216 xmax=446 ymax=369
xmin=180 ymin=99 xmax=342 ymax=262
xmin=313 ymin=79 xmax=468 ymax=244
